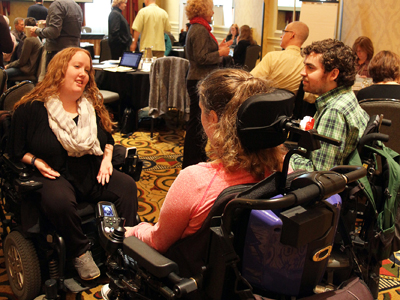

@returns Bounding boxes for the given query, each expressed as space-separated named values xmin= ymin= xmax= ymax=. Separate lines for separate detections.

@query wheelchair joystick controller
xmin=110 ymin=217 xmax=126 ymax=242
xmin=96 ymin=201 xmax=125 ymax=254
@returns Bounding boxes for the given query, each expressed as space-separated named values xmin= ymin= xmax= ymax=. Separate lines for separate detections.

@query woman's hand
xmin=219 ymin=39 xmax=233 ymax=48
xmin=97 ymin=159 xmax=113 ymax=185
xmin=35 ymin=159 xmax=60 ymax=179
xmin=97 ymin=144 xmax=114 ymax=185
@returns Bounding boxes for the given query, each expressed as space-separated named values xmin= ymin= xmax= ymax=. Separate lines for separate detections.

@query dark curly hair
xmin=302 ymin=39 xmax=357 ymax=87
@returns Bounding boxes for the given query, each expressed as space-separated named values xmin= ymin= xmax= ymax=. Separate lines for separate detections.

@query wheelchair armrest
xmin=1 ymin=153 xmax=43 ymax=191
xmin=2 ymin=153 xmax=30 ymax=177
xmin=123 ymin=236 xmax=179 ymax=278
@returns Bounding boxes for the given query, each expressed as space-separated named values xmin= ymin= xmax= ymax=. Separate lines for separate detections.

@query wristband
xmin=31 ymin=156 xmax=37 ymax=166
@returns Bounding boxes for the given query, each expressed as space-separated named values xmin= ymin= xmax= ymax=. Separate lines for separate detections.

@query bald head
xmin=145 ymin=0 xmax=156 ymax=5
xmin=286 ymin=21 xmax=309 ymax=46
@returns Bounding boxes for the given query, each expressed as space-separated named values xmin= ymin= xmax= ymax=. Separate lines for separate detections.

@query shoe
xmin=73 ymin=251 xmax=100 ymax=280
xmin=101 ymin=284 xmax=111 ymax=300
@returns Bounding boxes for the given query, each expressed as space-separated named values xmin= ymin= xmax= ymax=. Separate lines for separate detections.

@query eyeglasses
xmin=282 ymin=30 xmax=294 ymax=35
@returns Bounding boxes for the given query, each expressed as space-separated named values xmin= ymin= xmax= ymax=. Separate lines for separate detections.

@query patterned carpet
xmin=1 ymin=125 xmax=400 ymax=299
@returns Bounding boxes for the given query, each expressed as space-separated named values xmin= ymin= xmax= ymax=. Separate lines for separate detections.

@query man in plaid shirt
xmin=290 ymin=39 xmax=369 ymax=172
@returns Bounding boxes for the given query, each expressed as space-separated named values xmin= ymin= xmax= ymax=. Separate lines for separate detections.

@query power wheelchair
xmin=95 ymin=90 xmax=376 ymax=300
xmin=0 ymin=110 xmax=142 ymax=300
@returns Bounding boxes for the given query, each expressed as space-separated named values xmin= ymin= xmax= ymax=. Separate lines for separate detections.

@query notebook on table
xmin=103 ymin=52 xmax=143 ymax=72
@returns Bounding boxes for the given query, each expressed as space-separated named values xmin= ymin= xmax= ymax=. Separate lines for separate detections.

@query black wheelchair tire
xmin=4 ymin=231 xmax=42 ymax=300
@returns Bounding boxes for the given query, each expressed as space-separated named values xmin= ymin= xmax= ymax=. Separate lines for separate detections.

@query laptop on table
xmin=103 ymin=52 xmax=143 ymax=72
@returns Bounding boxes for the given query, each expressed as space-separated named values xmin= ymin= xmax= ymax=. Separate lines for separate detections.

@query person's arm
xmin=35 ymin=2 xmax=63 ymax=40
xmin=97 ymin=144 xmax=113 ymax=185
xmin=8 ymin=103 xmax=60 ymax=179
xmin=290 ymin=109 xmax=347 ymax=172
xmin=125 ymin=168 xmax=203 ymax=253
xmin=0 ymin=16 xmax=13 ymax=55
xmin=130 ymin=31 xmax=140 ymax=52
xmin=22 ymin=152 xmax=60 ymax=179
xmin=6 ymin=39 xmax=34 ymax=69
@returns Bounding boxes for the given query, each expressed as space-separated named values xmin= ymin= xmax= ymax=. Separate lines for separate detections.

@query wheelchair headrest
xmin=237 ymin=89 xmax=295 ymax=151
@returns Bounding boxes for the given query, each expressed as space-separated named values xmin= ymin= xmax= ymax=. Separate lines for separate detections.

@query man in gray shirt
xmin=31 ymin=0 xmax=82 ymax=69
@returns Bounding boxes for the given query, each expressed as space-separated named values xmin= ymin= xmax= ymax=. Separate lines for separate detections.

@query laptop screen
xmin=119 ymin=52 xmax=143 ymax=69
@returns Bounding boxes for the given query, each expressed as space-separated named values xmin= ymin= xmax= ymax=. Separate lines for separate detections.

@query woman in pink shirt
xmin=125 ymin=69 xmax=286 ymax=253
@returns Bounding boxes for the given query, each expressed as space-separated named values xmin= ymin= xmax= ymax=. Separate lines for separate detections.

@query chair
xmin=100 ymin=89 xmax=120 ymax=121
xmin=9 ymin=46 xmax=44 ymax=85
xmin=359 ymin=98 xmax=400 ymax=153
xmin=0 ymin=67 xmax=7 ymax=94
xmin=99 ymin=38 xmax=112 ymax=62
xmin=243 ymin=44 xmax=261 ymax=72
xmin=81 ymin=26 xmax=92 ymax=33
xmin=148 ymin=56 xmax=190 ymax=137
xmin=0 ymin=81 xmax=35 ymax=111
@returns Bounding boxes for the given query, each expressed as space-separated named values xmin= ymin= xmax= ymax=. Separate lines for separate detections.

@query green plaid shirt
xmin=290 ymin=86 xmax=369 ymax=172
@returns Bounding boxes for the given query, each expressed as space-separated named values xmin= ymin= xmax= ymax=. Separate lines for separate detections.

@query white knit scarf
xmin=45 ymin=95 xmax=103 ymax=157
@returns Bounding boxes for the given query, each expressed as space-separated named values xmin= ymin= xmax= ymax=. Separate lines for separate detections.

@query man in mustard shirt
xmin=131 ymin=0 xmax=171 ymax=58
xmin=251 ymin=21 xmax=309 ymax=95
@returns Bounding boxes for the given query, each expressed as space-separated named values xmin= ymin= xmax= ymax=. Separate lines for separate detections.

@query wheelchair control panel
xmin=96 ymin=201 xmax=125 ymax=254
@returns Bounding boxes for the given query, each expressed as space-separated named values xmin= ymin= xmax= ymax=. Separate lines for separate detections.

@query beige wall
xmin=7 ymin=2 xmax=51 ymax=29
xmin=233 ymin=0 xmax=264 ymax=46
xmin=341 ymin=0 xmax=400 ymax=55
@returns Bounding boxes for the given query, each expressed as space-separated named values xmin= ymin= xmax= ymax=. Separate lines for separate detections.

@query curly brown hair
xmin=302 ymin=39 xmax=357 ymax=88
xmin=352 ymin=36 xmax=374 ymax=62
xmin=198 ymin=69 xmax=285 ymax=180
xmin=14 ymin=47 xmax=114 ymax=133
xmin=185 ymin=0 xmax=213 ymax=20
xmin=368 ymin=50 xmax=400 ymax=83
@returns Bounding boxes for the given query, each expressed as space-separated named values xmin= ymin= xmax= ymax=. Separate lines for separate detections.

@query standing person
xmin=290 ymin=39 xmax=369 ymax=172
xmin=352 ymin=36 xmax=374 ymax=78
xmin=31 ymin=0 xmax=82 ymax=69
xmin=131 ymin=0 xmax=171 ymax=58
xmin=5 ymin=17 xmax=42 ymax=86
xmin=108 ymin=0 xmax=132 ymax=60
xmin=182 ymin=0 xmax=232 ymax=169
xmin=233 ymin=25 xmax=256 ymax=67
xmin=7 ymin=47 xmax=138 ymax=280
xmin=0 ymin=15 xmax=14 ymax=68
xmin=225 ymin=23 xmax=239 ymax=48
xmin=27 ymin=0 xmax=48 ymax=21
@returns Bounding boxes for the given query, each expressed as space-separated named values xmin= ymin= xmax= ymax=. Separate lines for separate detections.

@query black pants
xmin=182 ymin=80 xmax=208 ymax=169
xmin=31 ymin=169 xmax=138 ymax=258
xmin=109 ymin=42 xmax=130 ymax=60
xmin=45 ymin=50 xmax=58 ymax=71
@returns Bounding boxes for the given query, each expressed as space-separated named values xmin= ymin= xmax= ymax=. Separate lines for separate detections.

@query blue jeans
xmin=5 ymin=67 xmax=23 ymax=79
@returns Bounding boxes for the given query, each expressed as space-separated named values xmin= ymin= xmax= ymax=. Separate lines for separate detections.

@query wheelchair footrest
xmin=64 ymin=278 xmax=98 ymax=293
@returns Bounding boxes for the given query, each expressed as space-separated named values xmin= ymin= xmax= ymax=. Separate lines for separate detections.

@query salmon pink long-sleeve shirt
xmin=126 ymin=162 xmax=269 ymax=253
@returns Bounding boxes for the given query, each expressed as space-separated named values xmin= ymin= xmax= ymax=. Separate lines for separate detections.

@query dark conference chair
xmin=99 ymin=38 xmax=112 ymax=62
xmin=0 ymin=67 xmax=8 ymax=94
xmin=243 ymin=44 xmax=261 ymax=72
xmin=0 ymin=81 xmax=35 ymax=111
xmin=359 ymin=98 xmax=400 ymax=153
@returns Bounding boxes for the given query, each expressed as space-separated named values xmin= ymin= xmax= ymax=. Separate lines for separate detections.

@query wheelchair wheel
xmin=4 ymin=231 xmax=42 ymax=300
